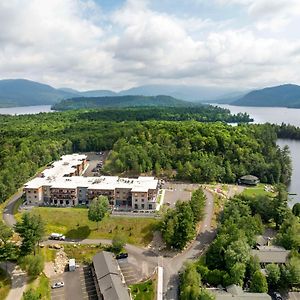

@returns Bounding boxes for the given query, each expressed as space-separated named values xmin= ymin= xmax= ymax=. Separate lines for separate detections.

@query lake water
xmin=217 ymin=104 xmax=300 ymax=207
xmin=0 ymin=105 xmax=52 ymax=115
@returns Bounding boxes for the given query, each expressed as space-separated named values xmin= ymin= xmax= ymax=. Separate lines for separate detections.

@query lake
xmin=217 ymin=104 xmax=300 ymax=207
xmin=0 ymin=105 xmax=53 ymax=115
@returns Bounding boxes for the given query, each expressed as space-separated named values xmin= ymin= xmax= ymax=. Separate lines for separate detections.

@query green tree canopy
xmin=250 ymin=270 xmax=268 ymax=293
xmin=88 ymin=196 xmax=109 ymax=230
xmin=15 ymin=213 xmax=44 ymax=256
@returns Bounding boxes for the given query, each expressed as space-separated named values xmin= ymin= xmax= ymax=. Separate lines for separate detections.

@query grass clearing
xmin=0 ymin=267 xmax=11 ymax=300
xmin=19 ymin=207 xmax=159 ymax=246
xmin=39 ymin=246 xmax=57 ymax=262
xmin=63 ymin=244 xmax=104 ymax=264
xmin=25 ymin=273 xmax=50 ymax=300
xmin=211 ymin=194 xmax=227 ymax=228
xmin=130 ymin=279 xmax=155 ymax=300
xmin=242 ymin=183 xmax=275 ymax=198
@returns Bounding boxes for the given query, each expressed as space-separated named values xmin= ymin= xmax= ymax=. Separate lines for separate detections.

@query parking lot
xmin=79 ymin=266 xmax=98 ymax=300
xmin=118 ymin=258 xmax=139 ymax=285
xmin=83 ymin=152 xmax=108 ymax=177
xmin=51 ymin=276 xmax=65 ymax=300
xmin=163 ymin=183 xmax=201 ymax=208
xmin=51 ymin=266 xmax=97 ymax=300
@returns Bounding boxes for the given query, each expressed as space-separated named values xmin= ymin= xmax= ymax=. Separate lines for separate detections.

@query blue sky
xmin=0 ymin=0 xmax=300 ymax=90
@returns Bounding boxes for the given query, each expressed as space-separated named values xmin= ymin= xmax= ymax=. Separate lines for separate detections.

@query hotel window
xmin=141 ymin=199 xmax=144 ymax=202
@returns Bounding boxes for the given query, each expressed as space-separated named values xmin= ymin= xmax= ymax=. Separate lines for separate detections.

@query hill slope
xmin=0 ymin=79 xmax=76 ymax=107
xmin=233 ymin=84 xmax=300 ymax=108
xmin=52 ymin=95 xmax=194 ymax=110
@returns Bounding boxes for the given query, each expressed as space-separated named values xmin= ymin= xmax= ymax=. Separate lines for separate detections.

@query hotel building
xmin=24 ymin=154 xmax=159 ymax=210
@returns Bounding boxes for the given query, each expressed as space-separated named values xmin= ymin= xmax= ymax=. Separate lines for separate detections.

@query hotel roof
xmin=24 ymin=155 xmax=158 ymax=192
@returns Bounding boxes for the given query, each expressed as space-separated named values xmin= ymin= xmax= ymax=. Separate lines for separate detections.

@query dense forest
xmin=77 ymin=106 xmax=252 ymax=123
xmin=0 ymin=108 xmax=291 ymax=203
xmin=52 ymin=95 xmax=193 ymax=110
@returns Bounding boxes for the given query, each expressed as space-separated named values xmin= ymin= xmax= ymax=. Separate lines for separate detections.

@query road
xmin=3 ymin=190 xmax=23 ymax=227
xmin=162 ymin=189 xmax=216 ymax=300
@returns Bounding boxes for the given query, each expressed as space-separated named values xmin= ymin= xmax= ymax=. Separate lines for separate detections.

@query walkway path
xmin=0 ymin=262 xmax=27 ymax=300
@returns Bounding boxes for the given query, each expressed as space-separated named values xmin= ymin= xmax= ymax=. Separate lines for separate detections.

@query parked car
xmin=273 ymin=292 xmax=283 ymax=300
xmin=49 ymin=233 xmax=65 ymax=241
xmin=116 ymin=253 xmax=128 ymax=259
xmin=52 ymin=281 xmax=64 ymax=289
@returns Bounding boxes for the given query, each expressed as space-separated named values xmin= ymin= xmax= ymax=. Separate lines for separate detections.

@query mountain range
xmin=1 ymin=79 xmax=300 ymax=109
xmin=0 ymin=79 xmax=239 ymax=107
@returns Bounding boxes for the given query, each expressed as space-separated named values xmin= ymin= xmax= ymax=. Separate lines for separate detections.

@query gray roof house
xmin=239 ymin=175 xmax=260 ymax=186
xmin=92 ymin=251 xmax=131 ymax=300
xmin=251 ymin=246 xmax=290 ymax=264
xmin=212 ymin=284 xmax=271 ymax=300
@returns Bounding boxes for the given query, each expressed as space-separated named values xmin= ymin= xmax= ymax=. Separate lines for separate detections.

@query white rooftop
xmin=42 ymin=154 xmax=87 ymax=179
xmin=24 ymin=155 xmax=158 ymax=192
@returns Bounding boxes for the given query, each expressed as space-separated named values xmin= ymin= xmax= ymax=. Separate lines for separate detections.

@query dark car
xmin=116 ymin=253 xmax=128 ymax=259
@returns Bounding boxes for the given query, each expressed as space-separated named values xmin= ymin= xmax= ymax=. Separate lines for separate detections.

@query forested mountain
xmin=0 ymin=78 xmax=243 ymax=107
xmin=0 ymin=79 xmax=76 ymax=107
xmin=52 ymin=95 xmax=194 ymax=110
xmin=0 ymin=107 xmax=291 ymax=203
xmin=233 ymin=84 xmax=300 ymax=108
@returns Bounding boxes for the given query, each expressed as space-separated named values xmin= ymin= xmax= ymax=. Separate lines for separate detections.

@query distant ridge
xmin=0 ymin=79 xmax=76 ymax=107
xmin=52 ymin=95 xmax=194 ymax=111
xmin=233 ymin=84 xmax=300 ymax=108
xmin=0 ymin=78 xmax=242 ymax=107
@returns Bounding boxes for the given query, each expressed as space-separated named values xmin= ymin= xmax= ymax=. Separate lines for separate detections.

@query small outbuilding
xmin=239 ymin=175 xmax=260 ymax=186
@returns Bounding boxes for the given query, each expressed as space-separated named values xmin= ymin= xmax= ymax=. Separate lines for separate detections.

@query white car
xmin=49 ymin=233 xmax=65 ymax=241
xmin=52 ymin=281 xmax=64 ymax=289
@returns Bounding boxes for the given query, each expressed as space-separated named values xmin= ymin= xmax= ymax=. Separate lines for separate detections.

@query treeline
xmin=104 ymin=122 xmax=292 ymax=184
xmin=161 ymin=188 xmax=206 ymax=250
xmin=77 ymin=106 xmax=253 ymax=123
xmin=180 ymin=186 xmax=300 ymax=298
xmin=0 ymin=110 xmax=292 ymax=203
xmin=275 ymin=123 xmax=300 ymax=140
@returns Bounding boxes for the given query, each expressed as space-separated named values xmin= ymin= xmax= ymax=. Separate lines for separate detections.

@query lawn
xmin=63 ymin=244 xmax=104 ymax=264
xmin=130 ymin=279 xmax=155 ymax=300
xmin=18 ymin=207 xmax=159 ymax=246
xmin=25 ymin=273 xmax=50 ymax=300
xmin=242 ymin=184 xmax=275 ymax=198
xmin=0 ymin=267 xmax=12 ymax=300
xmin=39 ymin=246 xmax=57 ymax=262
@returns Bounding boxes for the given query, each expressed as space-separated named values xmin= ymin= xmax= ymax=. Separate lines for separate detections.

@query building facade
xmin=24 ymin=154 xmax=159 ymax=210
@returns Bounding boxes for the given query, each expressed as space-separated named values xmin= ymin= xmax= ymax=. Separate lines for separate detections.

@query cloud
xmin=0 ymin=0 xmax=300 ymax=90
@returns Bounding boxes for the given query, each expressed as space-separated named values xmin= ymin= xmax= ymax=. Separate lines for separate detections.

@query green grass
xmin=63 ymin=244 xmax=104 ymax=264
xmin=12 ymin=196 xmax=25 ymax=215
xmin=18 ymin=207 xmax=159 ymax=246
xmin=130 ymin=280 xmax=155 ymax=300
xmin=25 ymin=273 xmax=50 ymax=300
xmin=39 ymin=246 xmax=57 ymax=262
xmin=0 ymin=267 xmax=12 ymax=300
xmin=242 ymin=183 xmax=275 ymax=198
xmin=34 ymin=273 xmax=50 ymax=300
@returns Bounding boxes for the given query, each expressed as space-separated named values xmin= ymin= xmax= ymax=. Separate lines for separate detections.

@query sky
xmin=0 ymin=0 xmax=300 ymax=91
